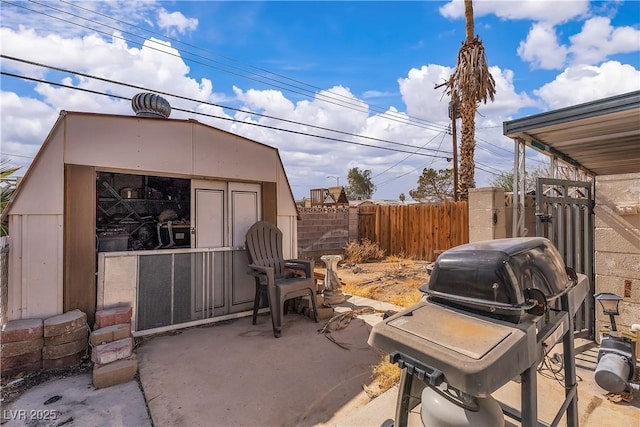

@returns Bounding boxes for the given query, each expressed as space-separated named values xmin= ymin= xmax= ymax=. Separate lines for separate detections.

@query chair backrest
xmin=245 ymin=221 xmax=286 ymax=278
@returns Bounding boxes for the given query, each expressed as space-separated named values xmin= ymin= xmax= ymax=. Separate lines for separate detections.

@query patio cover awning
xmin=503 ymin=90 xmax=640 ymax=176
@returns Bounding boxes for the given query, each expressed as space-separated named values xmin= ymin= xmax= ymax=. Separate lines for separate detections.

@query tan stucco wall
xmin=594 ymin=173 xmax=640 ymax=334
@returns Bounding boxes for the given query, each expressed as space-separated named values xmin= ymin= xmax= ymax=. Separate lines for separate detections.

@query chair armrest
xmin=285 ymin=259 xmax=314 ymax=277
xmin=248 ymin=264 xmax=275 ymax=286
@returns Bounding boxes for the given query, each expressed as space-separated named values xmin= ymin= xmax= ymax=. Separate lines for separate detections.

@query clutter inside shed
xmin=96 ymin=172 xmax=190 ymax=251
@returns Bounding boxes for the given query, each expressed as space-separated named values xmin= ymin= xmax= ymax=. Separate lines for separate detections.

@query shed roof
xmin=503 ymin=91 xmax=640 ymax=176
xmin=2 ymin=111 xmax=300 ymax=221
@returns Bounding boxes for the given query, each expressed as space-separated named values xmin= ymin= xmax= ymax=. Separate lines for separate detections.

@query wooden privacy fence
xmin=358 ymin=201 xmax=469 ymax=261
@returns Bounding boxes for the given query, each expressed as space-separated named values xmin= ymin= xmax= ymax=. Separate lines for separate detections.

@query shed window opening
xmin=96 ymin=172 xmax=191 ymax=251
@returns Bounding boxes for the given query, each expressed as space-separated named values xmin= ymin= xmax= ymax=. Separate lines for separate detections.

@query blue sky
xmin=1 ymin=0 xmax=639 ymax=200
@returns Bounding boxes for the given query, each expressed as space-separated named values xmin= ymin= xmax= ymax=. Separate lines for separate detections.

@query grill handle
xmin=390 ymin=352 xmax=444 ymax=387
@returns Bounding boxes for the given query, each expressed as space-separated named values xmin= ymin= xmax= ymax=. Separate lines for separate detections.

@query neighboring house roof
xmin=2 ymin=110 xmax=299 ymax=222
xmin=503 ymin=90 xmax=640 ymax=176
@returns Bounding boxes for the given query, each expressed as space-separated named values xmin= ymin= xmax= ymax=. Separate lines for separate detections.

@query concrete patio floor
xmin=137 ymin=295 xmax=640 ymax=427
xmin=136 ymin=296 xmax=399 ymax=427
xmin=3 ymin=295 xmax=638 ymax=426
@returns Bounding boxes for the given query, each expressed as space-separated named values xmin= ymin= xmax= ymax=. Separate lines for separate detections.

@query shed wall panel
xmin=192 ymin=125 xmax=275 ymax=181
xmin=7 ymin=216 xmax=22 ymax=320
xmin=65 ymin=115 xmax=194 ymax=175
xmin=64 ymin=164 xmax=97 ymax=325
xmin=277 ymin=162 xmax=298 ymax=216
xmin=262 ymin=182 xmax=277 ymax=225
xmin=278 ymin=215 xmax=297 ymax=259
xmin=9 ymin=124 xmax=64 ymax=215
xmin=21 ymin=215 xmax=63 ymax=319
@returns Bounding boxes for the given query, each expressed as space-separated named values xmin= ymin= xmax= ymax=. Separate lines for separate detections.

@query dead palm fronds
xmin=439 ymin=0 xmax=496 ymax=200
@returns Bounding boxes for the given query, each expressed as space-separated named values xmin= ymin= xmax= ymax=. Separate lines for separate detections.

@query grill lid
xmin=421 ymin=237 xmax=574 ymax=322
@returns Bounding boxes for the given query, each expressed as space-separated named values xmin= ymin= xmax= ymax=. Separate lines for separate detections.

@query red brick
xmin=1 ymin=338 xmax=43 ymax=358
xmin=95 ymin=306 xmax=132 ymax=329
xmin=44 ymin=325 xmax=88 ymax=346
xmin=43 ymin=310 xmax=87 ymax=337
xmin=1 ymin=318 xmax=43 ymax=343
xmin=1 ymin=360 xmax=41 ymax=378
xmin=1 ymin=349 xmax=41 ymax=371
xmin=42 ymin=338 xmax=88 ymax=360
xmin=42 ymin=350 xmax=84 ymax=370
xmin=90 ymin=323 xmax=131 ymax=346
xmin=92 ymin=355 xmax=138 ymax=389
xmin=91 ymin=337 xmax=133 ymax=365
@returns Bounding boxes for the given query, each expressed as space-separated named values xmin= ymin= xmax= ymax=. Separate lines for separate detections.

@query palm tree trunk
xmin=459 ymin=98 xmax=476 ymax=198
xmin=464 ymin=0 xmax=474 ymax=41
xmin=442 ymin=0 xmax=495 ymax=200
xmin=459 ymin=0 xmax=476 ymax=200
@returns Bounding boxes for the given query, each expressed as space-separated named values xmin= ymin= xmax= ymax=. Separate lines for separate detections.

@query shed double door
xmin=192 ymin=180 xmax=261 ymax=318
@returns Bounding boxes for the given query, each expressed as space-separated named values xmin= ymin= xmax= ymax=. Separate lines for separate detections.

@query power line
xmin=3 ymin=1 xmax=535 ymax=171
xmin=8 ymin=0 xmax=523 ymax=160
xmin=11 ymin=0 xmax=451 ymax=134
xmin=2 ymin=71 xmax=453 ymax=159
xmin=1 ymin=55 xmax=452 ymax=157
xmin=57 ymin=0 xmax=450 ymax=133
xmin=371 ymin=131 xmax=446 ymax=180
xmin=375 ymin=132 xmax=451 ymax=188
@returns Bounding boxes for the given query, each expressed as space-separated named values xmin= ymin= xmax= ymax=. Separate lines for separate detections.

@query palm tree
xmin=1 ymin=157 xmax=21 ymax=236
xmin=442 ymin=0 xmax=496 ymax=200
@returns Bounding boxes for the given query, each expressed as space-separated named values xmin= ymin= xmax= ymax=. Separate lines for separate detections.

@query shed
xmin=3 ymin=94 xmax=300 ymax=332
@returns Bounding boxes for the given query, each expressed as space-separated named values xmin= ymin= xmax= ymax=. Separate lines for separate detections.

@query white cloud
xmin=569 ymin=17 xmax=640 ymax=65
xmin=0 ymin=91 xmax=59 ymax=172
xmin=398 ymin=64 xmax=536 ymax=123
xmin=439 ymin=0 xmax=589 ymax=25
xmin=362 ymin=90 xmax=395 ymax=99
xmin=157 ymin=8 xmax=198 ymax=35
xmin=397 ymin=64 xmax=453 ymax=123
xmin=517 ymin=23 xmax=569 ymax=69
xmin=4 ymin=1 xmax=635 ymax=201
xmin=534 ymin=61 xmax=640 ymax=109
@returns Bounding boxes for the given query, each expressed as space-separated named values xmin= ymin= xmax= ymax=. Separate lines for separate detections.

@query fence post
xmin=1 ymin=236 xmax=8 ymax=328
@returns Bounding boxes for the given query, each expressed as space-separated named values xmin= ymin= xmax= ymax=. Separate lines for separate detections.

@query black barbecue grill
xmin=368 ymin=237 xmax=589 ymax=427
xmin=422 ymin=237 xmax=576 ymax=322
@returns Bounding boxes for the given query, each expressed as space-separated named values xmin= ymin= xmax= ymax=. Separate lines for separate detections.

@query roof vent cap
xmin=131 ymin=92 xmax=171 ymax=118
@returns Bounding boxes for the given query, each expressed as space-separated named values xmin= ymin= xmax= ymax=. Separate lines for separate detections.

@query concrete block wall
xmin=594 ymin=173 xmax=640 ymax=334
xmin=468 ymin=188 xmax=506 ymax=242
xmin=468 ymin=188 xmax=536 ymax=242
xmin=297 ymin=210 xmax=349 ymax=259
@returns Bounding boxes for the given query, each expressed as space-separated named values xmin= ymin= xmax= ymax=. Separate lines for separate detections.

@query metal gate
xmin=535 ymin=178 xmax=595 ymax=337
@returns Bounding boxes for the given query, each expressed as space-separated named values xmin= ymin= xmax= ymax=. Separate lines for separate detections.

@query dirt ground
xmin=313 ymin=258 xmax=432 ymax=397
xmin=326 ymin=259 xmax=432 ymax=308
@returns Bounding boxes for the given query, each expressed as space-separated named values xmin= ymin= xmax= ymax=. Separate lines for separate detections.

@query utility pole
xmin=449 ymin=99 xmax=459 ymax=201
